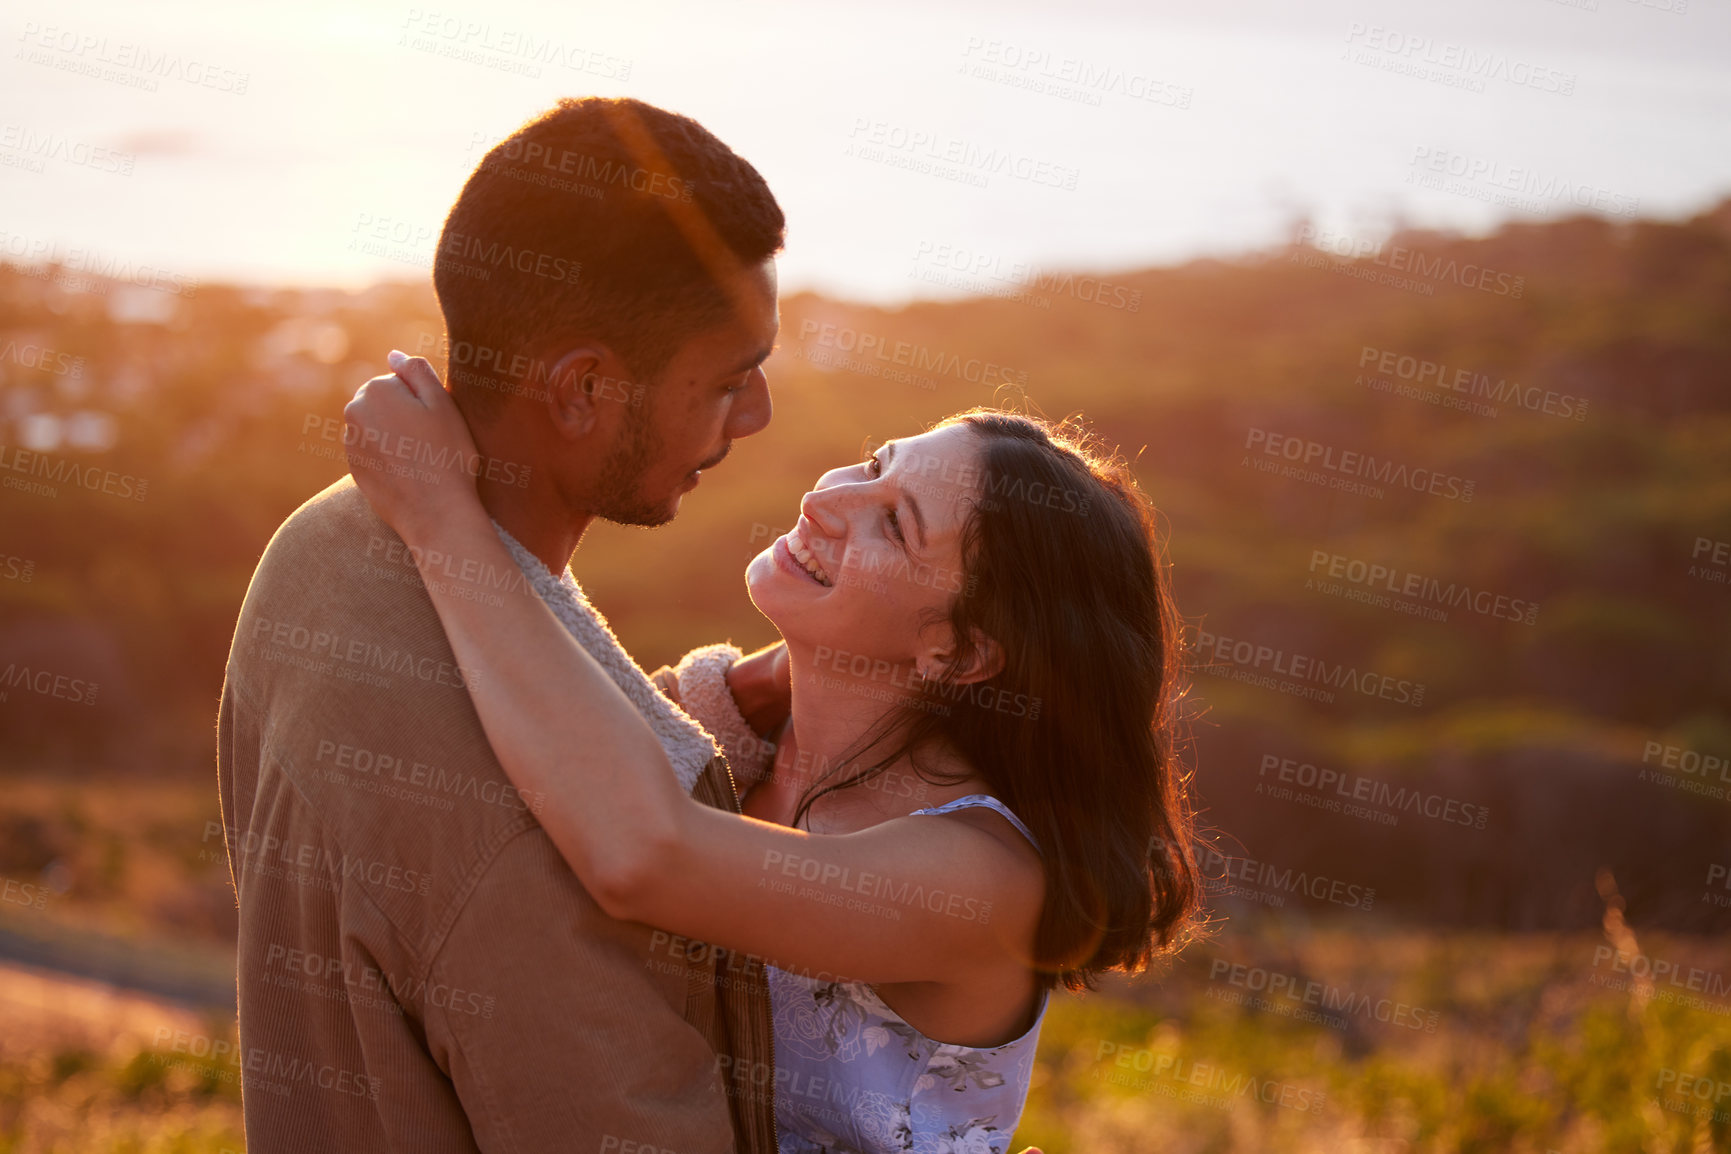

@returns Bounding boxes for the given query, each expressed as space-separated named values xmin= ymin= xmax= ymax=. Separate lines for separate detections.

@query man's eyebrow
xmin=881 ymin=441 xmax=928 ymax=549
xmin=723 ymin=344 xmax=775 ymax=376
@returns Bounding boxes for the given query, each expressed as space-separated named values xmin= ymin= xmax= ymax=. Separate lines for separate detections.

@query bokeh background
xmin=2 ymin=1 xmax=1729 ymax=1150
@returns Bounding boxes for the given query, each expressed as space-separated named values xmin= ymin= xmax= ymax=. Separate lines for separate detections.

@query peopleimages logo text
xmin=796 ymin=320 xmax=1027 ymax=387
xmin=1295 ymin=224 xmax=1525 ymax=297
xmin=1195 ymin=846 xmax=1376 ymax=910
xmin=1308 ymin=550 xmax=1539 ymax=625
xmin=1258 ymin=754 xmax=1489 ymax=829
xmin=1245 ymin=428 xmax=1475 ymax=503
xmin=1191 ymin=627 xmax=1427 ymax=708
xmin=1343 ymin=23 xmax=1576 ymax=96
xmin=1358 ymin=346 xmax=1588 ymax=421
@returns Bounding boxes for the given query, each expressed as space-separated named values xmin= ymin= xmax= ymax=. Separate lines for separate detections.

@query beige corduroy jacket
xmin=217 ymin=477 xmax=776 ymax=1154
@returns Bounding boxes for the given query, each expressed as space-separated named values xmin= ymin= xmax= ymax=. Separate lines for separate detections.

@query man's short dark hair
xmin=434 ymin=97 xmax=785 ymax=417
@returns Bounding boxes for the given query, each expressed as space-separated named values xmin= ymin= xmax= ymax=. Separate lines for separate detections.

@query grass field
xmin=1 ymin=766 xmax=1725 ymax=1154
xmin=1017 ymin=923 xmax=1731 ymax=1152
xmin=4 ymin=925 xmax=1727 ymax=1153
xmin=2 ymin=771 xmax=1729 ymax=1152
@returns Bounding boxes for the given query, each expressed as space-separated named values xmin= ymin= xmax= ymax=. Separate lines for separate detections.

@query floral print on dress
xmin=777 ymin=980 xmax=877 ymax=1064
xmin=766 ymin=796 xmax=1046 ymax=1154
xmin=854 ymin=1095 xmax=913 ymax=1151
xmin=930 ymin=1118 xmax=1002 ymax=1154
xmin=780 ymin=1093 xmax=912 ymax=1154
xmin=919 ymin=1048 xmax=1007 ymax=1094
xmin=768 ymin=960 xmax=1044 ymax=1154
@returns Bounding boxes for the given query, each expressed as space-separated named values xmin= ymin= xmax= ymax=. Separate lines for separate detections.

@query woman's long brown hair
xmin=791 ymin=408 xmax=1203 ymax=992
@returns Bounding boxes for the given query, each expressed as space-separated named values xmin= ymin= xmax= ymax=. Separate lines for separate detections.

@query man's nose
xmin=724 ymin=367 xmax=772 ymax=440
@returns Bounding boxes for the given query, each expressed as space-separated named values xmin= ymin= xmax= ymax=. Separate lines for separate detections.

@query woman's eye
xmin=865 ymin=453 xmax=903 ymax=543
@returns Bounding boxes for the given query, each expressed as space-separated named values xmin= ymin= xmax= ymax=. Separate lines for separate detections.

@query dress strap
xmin=910 ymin=794 xmax=1040 ymax=853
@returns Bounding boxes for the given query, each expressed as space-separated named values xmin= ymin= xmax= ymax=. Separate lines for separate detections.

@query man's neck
xmin=476 ymin=480 xmax=590 ymax=576
xmin=469 ymin=418 xmax=592 ymax=575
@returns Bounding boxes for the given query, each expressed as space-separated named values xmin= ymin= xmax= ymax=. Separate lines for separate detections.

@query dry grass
xmin=2 ymin=775 xmax=1726 ymax=1151
xmin=0 ymin=964 xmax=242 ymax=1154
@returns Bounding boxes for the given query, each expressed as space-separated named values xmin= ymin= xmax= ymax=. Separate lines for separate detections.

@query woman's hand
xmin=725 ymin=641 xmax=793 ymax=737
xmin=343 ymin=351 xmax=484 ymax=547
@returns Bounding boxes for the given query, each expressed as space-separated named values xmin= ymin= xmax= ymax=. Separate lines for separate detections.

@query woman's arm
xmin=343 ymin=357 xmax=1040 ymax=985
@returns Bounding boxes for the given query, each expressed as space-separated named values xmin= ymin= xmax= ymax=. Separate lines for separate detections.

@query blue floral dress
xmin=767 ymin=795 xmax=1047 ymax=1154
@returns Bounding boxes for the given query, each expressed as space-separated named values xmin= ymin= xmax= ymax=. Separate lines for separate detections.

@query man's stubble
xmin=590 ymin=390 xmax=672 ymax=528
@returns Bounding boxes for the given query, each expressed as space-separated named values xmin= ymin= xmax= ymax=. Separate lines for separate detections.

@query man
xmin=217 ymin=97 xmax=788 ymax=1152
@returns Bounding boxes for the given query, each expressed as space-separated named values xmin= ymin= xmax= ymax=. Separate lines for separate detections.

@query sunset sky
xmin=3 ymin=0 xmax=1727 ymax=304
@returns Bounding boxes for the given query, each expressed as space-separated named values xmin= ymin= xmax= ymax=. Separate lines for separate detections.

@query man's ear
xmin=542 ymin=346 xmax=611 ymax=439
xmin=920 ymin=625 xmax=1005 ymax=686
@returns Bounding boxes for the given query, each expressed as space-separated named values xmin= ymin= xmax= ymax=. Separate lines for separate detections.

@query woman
xmin=343 ymin=354 xmax=1201 ymax=1154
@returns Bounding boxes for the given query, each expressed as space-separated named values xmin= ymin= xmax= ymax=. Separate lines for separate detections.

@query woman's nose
xmin=799 ymin=483 xmax=850 ymax=538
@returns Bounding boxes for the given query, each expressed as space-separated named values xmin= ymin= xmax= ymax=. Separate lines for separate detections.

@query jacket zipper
xmin=719 ymin=752 xmax=778 ymax=1153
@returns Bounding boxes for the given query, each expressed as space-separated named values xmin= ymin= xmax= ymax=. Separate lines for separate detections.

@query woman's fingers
xmin=343 ymin=374 xmax=399 ymax=463
xmin=387 ymin=349 xmax=447 ymax=406
xmin=340 ymin=355 xmax=483 ymax=543
xmin=345 ymin=375 xmax=408 ymax=449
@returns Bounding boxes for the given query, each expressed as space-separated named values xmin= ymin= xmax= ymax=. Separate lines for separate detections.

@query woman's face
xmin=746 ymin=423 xmax=982 ymax=677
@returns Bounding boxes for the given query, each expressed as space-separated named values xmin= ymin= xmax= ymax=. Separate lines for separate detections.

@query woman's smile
xmin=775 ymin=529 xmax=833 ymax=586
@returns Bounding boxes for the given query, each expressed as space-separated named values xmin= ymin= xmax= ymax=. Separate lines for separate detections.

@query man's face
xmin=590 ymin=258 xmax=778 ymax=526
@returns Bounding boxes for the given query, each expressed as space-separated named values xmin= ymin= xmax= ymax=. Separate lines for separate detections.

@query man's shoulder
xmin=261 ymin=475 xmax=388 ymax=571
xmin=239 ymin=476 xmax=429 ymax=619
xmin=225 ymin=478 xmax=525 ymax=909
xmin=229 ymin=473 xmax=459 ymax=707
